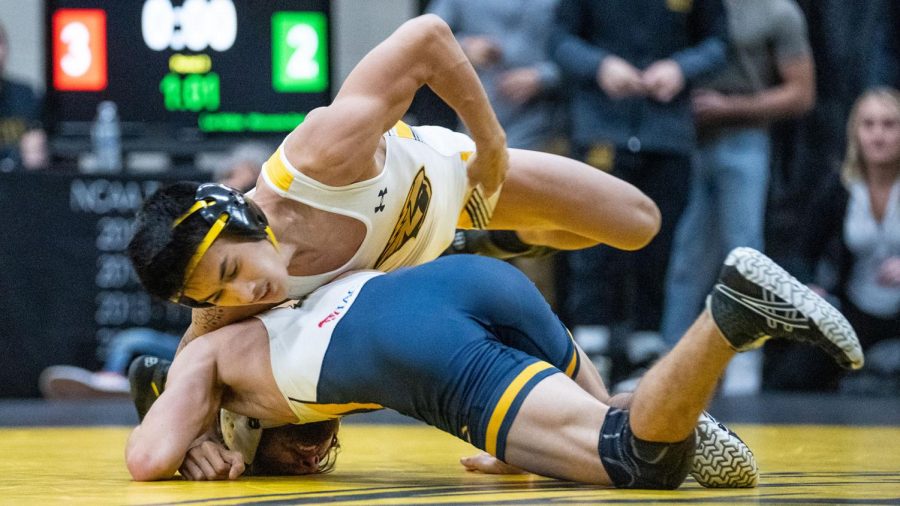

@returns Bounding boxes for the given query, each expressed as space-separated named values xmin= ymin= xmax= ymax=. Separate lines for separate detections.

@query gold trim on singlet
xmin=264 ymin=149 xmax=294 ymax=192
xmin=484 ymin=362 xmax=554 ymax=456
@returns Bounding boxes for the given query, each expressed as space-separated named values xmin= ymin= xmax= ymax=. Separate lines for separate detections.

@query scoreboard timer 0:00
xmin=48 ymin=0 xmax=331 ymax=135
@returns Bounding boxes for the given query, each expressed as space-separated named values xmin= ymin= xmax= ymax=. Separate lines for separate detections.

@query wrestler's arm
xmin=175 ymin=303 xmax=278 ymax=354
xmin=283 ymin=14 xmax=507 ymax=194
xmin=126 ymin=336 xmax=236 ymax=480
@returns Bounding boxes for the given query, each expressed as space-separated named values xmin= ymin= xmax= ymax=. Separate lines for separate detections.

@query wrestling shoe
xmin=442 ymin=230 xmax=557 ymax=259
xmin=127 ymin=355 xmax=172 ymax=421
xmin=691 ymin=411 xmax=758 ymax=488
xmin=708 ymin=247 xmax=864 ymax=370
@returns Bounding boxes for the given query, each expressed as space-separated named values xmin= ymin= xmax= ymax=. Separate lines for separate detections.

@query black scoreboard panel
xmin=46 ymin=0 xmax=331 ymax=137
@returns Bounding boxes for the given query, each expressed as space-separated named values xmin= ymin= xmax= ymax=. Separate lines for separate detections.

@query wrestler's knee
xmin=599 ymin=408 xmax=694 ymax=490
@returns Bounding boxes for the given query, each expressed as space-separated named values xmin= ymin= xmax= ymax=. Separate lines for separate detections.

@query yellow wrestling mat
xmin=1 ymin=424 xmax=898 ymax=505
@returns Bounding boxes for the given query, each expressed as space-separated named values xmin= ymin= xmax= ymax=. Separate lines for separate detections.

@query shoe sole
xmin=691 ymin=413 xmax=759 ymax=488
xmin=726 ymin=247 xmax=864 ymax=370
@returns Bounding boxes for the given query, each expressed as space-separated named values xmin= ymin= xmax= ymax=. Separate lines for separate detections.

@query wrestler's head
xmin=250 ymin=420 xmax=341 ymax=475
xmin=843 ymin=87 xmax=900 ymax=183
xmin=128 ymin=181 xmax=288 ymax=307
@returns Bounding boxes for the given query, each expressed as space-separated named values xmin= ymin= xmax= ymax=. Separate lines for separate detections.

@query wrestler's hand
xmin=466 ymin=141 xmax=508 ymax=199
xmin=179 ymin=440 xmax=245 ymax=481
xmin=460 ymin=452 xmax=527 ymax=475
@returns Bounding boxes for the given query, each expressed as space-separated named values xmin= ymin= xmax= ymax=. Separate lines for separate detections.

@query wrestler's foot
xmin=708 ymin=247 xmax=864 ymax=370
xmin=691 ymin=412 xmax=758 ymax=488
xmin=127 ymin=355 xmax=171 ymax=421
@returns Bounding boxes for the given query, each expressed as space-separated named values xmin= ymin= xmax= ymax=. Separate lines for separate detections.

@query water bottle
xmin=91 ymin=101 xmax=122 ymax=173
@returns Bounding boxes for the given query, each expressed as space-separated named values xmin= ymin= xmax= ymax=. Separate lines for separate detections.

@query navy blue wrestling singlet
xmin=318 ymin=255 xmax=580 ymax=460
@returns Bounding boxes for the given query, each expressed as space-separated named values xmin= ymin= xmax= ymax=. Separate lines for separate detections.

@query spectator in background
xmin=0 ymin=22 xmax=46 ymax=172
xmin=38 ymin=142 xmax=269 ymax=399
xmin=426 ymin=0 xmax=565 ymax=151
xmin=765 ymin=1 xmax=883 ymax=273
xmin=40 ymin=328 xmax=179 ymax=399
xmin=214 ymin=141 xmax=272 ymax=192
xmin=426 ymin=0 xmax=566 ymax=302
xmin=661 ymin=0 xmax=815 ymax=395
xmin=768 ymin=88 xmax=900 ymax=392
xmin=549 ymin=0 xmax=728 ymax=385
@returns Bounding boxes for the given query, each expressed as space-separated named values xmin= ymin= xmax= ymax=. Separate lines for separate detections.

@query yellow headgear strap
xmin=174 ymin=213 xmax=230 ymax=301
xmin=264 ymin=226 xmax=280 ymax=251
xmin=170 ymin=201 xmax=280 ymax=303
xmin=172 ymin=200 xmax=210 ymax=227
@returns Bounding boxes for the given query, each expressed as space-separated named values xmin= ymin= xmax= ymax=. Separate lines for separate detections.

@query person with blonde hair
xmin=771 ymin=88 xmax=900 ymax=391
xmin=832 ymin=87 xmax=900 ymax=343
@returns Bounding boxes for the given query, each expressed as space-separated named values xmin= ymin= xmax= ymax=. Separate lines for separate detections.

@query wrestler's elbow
xmin=127 ymin=454 xmax=177 ymax=481
xmin=405 ymin=14 xmax=455 ymax=61
xmin=126 ymin=441 xmax=178 ymax=481
xmin=621 ymin=196 xmax=661 ymax=251
xmin=408 ymin=14 xmax=452 ymax=42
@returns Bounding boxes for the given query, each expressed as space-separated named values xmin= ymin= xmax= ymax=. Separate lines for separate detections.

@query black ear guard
xmin=169 ymin=183 xmax=279 ymax=308
xmin=191 ymin=183 xmax=271 ymax=239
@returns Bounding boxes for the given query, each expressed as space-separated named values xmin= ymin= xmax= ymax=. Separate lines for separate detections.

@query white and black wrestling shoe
xmin=691 ymin=411 xmax=758 ymax=488
xmin=708 ymin=247 xmax=864 ymax=370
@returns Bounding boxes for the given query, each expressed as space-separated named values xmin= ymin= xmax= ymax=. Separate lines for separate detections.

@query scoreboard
xmin=46 ymin=0 xmax=331 ymax=136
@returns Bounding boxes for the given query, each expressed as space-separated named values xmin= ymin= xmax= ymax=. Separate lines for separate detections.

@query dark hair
xmin=251 ymin=420 xmax=342 ymax=475
xmin=127 ymin=181 xmax=211 ymax=301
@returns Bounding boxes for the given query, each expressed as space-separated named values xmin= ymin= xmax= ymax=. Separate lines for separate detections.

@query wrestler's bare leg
xmin=498 ymin=248 xmax=863 ymax=486
xmin=488 ymin=149 xmax=660 ymax=251
xmin=461 ymin=341 xmax=631 ymax=475
xmin=570 ymin=345 xmax=632 ymax=408
xmin=572 ymin=344 xmax=611 ymax=401
xmin=484 ymin=310 xmax=726 ymax=484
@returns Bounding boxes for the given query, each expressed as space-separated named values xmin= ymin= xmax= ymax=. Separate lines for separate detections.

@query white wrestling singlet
xmin=255 ymin=270 xmax=385 ymax=424
xmin=261 ymin=122 xmax=499 ymax=298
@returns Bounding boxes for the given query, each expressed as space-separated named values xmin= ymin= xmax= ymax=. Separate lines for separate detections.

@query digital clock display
xmin=47 ymin=0 xmax=330 ymax=136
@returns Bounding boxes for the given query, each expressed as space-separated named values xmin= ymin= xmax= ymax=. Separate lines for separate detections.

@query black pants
xmin=763 ymin=298 xmax=899 ymax=392
xmin=562 ymin=149 xmax=691 ymax=331
xmin=842 ymin=298 xmax=900 ymax=349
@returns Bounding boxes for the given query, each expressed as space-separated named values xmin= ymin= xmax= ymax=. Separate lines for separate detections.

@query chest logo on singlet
xmin=375 ymin=188 xmax=388 ymax=213
xmin=374 ymin=167 xmax=431 ymax=268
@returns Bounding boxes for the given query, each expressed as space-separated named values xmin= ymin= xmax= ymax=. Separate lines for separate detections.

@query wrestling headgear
xmin=220 ymin=411 xmax=342 ymax=475
xmin=220 ymin=410 xmax=264 ymax=466
xmin=170 ymin=183 xmax=279 ymax=307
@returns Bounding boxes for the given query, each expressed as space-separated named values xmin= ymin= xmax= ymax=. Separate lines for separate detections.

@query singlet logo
xmin=374 ymin=167 xmax=432 ymax=268
xmin=317 ymin=289 xmax=355 ymax=328
xmin=375 ymin=187 xmax=388 ymax=213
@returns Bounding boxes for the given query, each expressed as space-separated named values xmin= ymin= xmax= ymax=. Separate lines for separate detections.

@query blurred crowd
xmin=2 ymin=0 xmax=897 ymax=398
xmin=425 ymin=0 xmax=899 ymax=396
